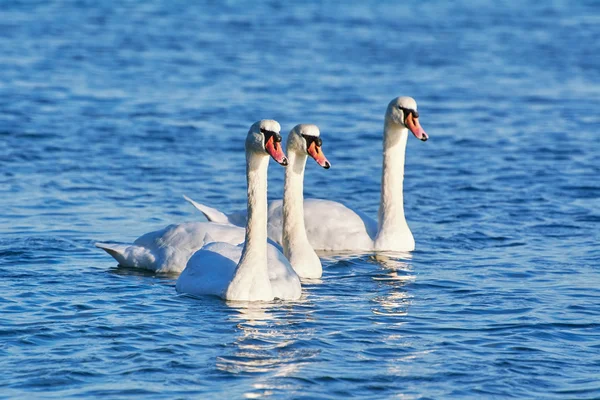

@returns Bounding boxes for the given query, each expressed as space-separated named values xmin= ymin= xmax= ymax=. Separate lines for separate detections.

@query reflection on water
xmin=109 ymin=265 xmax=179 ymax=282
xmin=217 ymin=302 xmax=317 ymax=380
xmin=215 ymin=302 xmax=320 ymax=398
xmin=227 ymin=302 xmax=277 ymax=324
xmin=370 ymin=253 xmax=415 ymax=317
xmin=370 ymin=251 xmax=413 ymax=272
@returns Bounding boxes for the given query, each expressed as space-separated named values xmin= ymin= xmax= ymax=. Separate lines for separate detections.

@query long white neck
xmin=226 ymin=151 xmax=273 ymax=300
xmin=374 ymin=121 xmax=415 ymax=251
xmin=282 ymin=149 xmax=322 ymax=278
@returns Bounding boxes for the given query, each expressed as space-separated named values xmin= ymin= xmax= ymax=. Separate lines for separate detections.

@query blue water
xmin=1 ymin=0 xmax=599 ymax=398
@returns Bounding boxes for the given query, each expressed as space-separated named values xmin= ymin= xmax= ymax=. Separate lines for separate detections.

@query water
xmin=1 ymin=0 xmax=599 ymax=398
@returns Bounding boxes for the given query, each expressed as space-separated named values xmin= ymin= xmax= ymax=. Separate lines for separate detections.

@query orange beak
xmin=307 ymin=141 xmax=331 ymax=169
xmin=405 ymin=113 xmax=428 ymax=141
xmin=265 ymin=135 xmax=288 ymax=166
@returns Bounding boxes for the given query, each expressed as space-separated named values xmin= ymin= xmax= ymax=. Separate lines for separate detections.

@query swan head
xmin=287 ymin=124 xmax=331 ymax=169
xmin=247 ymin=120 xmax=288 ymax=166
xmin=385 ymin=96 xmax=428 ymax=141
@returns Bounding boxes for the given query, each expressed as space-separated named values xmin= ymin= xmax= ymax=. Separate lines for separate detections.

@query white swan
xmin=279 ymin=124 xmax=330 ymax=278
xmin=176 ymin=120 xmax=301 ymax=301
xmin=95 ymin=222 xmax=245 ymax=274
xmin=95 ymin=120 xmax=288 ymax=275
xmin=186 ymin=96 xmax=428 ymax=252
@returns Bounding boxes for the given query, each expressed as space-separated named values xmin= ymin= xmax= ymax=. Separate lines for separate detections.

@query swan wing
xmin=176 ymin=242 xmax=240 ymax=298
xmin=252 ymin=199 xmax=375 ymax=251
xmin=98 ymin=222 xmax=245 ymax=274
xmin=266 ymin=244 xmax=301 ymax=300
xmin=95 ymin=242 xmax=156 ymax=269
xmin=301 ymin=199 xmax=376 ymax=251
xmin=182 ymin=195 xmax=250 ymax=228
xmin=188 ymin=199 xmax=377 ymax=251
xmin=183 ymin=195 xmax=231 ymax=224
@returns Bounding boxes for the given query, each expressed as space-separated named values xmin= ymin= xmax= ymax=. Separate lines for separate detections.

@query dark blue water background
xmin=1 ymin=0 xmax=599 ymax=398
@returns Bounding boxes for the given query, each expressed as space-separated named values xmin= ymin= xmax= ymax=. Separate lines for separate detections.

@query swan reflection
xmin=215 ymin=299 xmax=318 ymax=394
xmin=369 ymin=252 xmax=415 ymax=317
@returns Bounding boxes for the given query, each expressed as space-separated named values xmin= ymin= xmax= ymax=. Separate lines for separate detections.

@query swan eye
xmin=260 ymin=128 xmax=282 ymax=143
xmin=398 ymin=106 xmax=419 ymax=121
xmin=302 ymin=134 xmax=322 ymax=148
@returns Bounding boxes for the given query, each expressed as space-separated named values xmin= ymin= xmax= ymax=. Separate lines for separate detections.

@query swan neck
xmin=283 ymin=150 xmax=308 ymax=249
xmin=377 ymin=122 xmax=409 ymax=237
xmin=236 ymin=151 xmax=269 ymax=273
xmin=282 ymin=149 xmax=322 ymax=278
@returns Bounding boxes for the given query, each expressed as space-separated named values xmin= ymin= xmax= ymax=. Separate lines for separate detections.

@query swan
xmin=185 ymin=96 xmax=428 ymax=252
xmin=276 ymin=124 xmax=330 ymax=278
xmin=95 ymin=120 xmax=288 ymax=274
xmin=176 ymin=120 xmax=301 ymax=301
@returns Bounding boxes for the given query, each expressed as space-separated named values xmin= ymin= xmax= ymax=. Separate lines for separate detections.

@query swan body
xmin=95 ymin=222 xmax=245 ymax=274
xmin=184 ymin=198 xmax=376 ymax=252
xmin=186 ymin=96 xmax=428 ymax=253
xmin=176 ymin=120 xmax=301 ymax=301
xmin=176 ymin=241 xmax=301 ymax=301
xmin=261 ymin=198 xmax=378 ymax=251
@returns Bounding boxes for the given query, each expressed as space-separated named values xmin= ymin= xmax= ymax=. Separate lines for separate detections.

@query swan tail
xmin=95 ymin=242 xmax=155 ymax=269
xmin=183 ymin=195 xmax=230 ymax=224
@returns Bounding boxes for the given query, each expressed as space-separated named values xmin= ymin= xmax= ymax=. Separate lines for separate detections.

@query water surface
xmin=1 ymin=0 xmax=599 ymax=398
